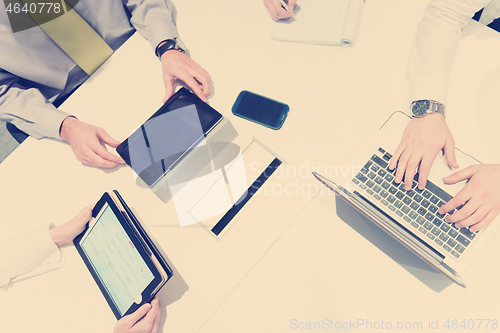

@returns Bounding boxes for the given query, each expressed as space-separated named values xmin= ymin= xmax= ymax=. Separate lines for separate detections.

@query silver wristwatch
xmin=410 ymin=100 xmax=445 ymax=118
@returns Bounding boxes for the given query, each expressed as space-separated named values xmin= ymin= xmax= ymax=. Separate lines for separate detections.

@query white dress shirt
xmin=408 ymin=0 xmax=499 ymax=105
xmin=0 ymin=0 xmax=178 ymax=140
xmin=0 ymin=224 xmax=61 ymax=289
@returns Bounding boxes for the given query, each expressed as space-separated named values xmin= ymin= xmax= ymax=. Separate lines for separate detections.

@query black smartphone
xmin=231 ymin=90 xmax=289 ymax=130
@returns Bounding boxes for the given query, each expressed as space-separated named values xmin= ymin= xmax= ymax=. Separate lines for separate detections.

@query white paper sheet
xmin=270 ymin=0 xmax=365 ymax=46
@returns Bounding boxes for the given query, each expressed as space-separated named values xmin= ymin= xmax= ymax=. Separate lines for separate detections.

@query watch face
xmin=164 ymin=39 xmax=177 ymax=50
xmin=412 ymin=100 xmax=430 ymax=117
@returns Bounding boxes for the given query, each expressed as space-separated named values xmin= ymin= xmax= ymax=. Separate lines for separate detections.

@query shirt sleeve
xmin=123 ymin=0 xmax=180 ymax=51
xmin=407 ymin=0 xmax=492 ymax=106
xmin=0 ymin=69 xmax=70 ymax=140
xmin=0 ymin=224 xmax=62 ymax=289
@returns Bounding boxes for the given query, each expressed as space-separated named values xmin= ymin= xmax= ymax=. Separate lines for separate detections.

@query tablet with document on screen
xmin=74 ymin=191 xmax=173 ymax=319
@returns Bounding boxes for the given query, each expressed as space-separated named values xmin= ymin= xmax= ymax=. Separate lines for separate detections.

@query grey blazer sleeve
xmin=124 ymin=0 xmax=180 ymax=51
xmin=0 ymin=69 xmax=70 ymax=140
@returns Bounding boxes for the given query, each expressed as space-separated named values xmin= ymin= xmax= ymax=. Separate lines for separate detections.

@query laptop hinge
xmin=351 ymin=191 xmax=444 ymax=265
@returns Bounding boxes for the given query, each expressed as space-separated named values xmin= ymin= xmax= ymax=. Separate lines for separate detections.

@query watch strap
xmin=429 ymin=100 xmax=445 ymax=116
xmin=156 ymin=39 xmax=185 ymax=59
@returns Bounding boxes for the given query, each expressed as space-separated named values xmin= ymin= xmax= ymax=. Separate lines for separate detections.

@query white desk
xmin=2 ymin=0 xmax=500 ymax=332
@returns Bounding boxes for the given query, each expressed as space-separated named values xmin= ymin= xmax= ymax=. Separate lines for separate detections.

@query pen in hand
xmin=279 ymin=0 xmax=296 ymax=19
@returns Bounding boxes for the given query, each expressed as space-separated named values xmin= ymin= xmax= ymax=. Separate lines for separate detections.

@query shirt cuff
xmin=0 ymin=224 xmax=61 ymax=289
xmin=36 ymin=107 xmax=72 ymax=141
xmin=2 ymin=87 xmax=72 ymax=140
xmin=147 ymin=18 xmax=179 ymax=52
xmin=408 ymin=72 xmax=449 ymax=106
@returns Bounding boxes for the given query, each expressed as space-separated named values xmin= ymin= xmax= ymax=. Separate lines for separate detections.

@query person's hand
xmin=49 ymin=206 xmax=93 ymax=247
xmin=438 ymin=164 xmax=500 ymax=232
xmin=263 ymin=0 xmax=297 ymax=20
xmin=60 ymin=117 xmax=125 ymax=168
xmin=114 ymin=296 xmax=161 ymax=333
xmin=160 ymin=50 xmax=211 ymax=103
xmin=388 ymin=114 xmax=459 ymax=191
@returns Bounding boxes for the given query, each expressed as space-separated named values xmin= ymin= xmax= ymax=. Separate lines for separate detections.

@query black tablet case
xmin=74 ymin=191 xmax=173 ymax=319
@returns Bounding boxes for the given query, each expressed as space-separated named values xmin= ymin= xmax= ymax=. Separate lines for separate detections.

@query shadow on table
xmin=130 ymin=206 xmax=189 ymax=328
xmin=334 ymin=197 xmax=452 ymax=292
xmin=150 ymin=119 xmax=240 ymax=204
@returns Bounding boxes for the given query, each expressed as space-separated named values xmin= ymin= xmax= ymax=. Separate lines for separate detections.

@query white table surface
xmin=2 ymin=0 xmax=500 ymax=332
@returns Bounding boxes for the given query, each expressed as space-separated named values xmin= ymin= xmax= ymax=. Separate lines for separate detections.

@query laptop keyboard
xmin=352 ymin=147 xmax=479 ymax=260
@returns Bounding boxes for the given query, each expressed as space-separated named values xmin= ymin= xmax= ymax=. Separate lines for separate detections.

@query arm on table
xmin=0 ymin=69 xmax=124 ymax=168
xmin=391 ymin=0 xmax=491 ymax=190
xmin=123 ymin=0 xmax=211 ymax=102
xmin=0 ymin=69 xmax=68 ymax=140
xmin=0 ymin=207 xmax=92 ymax=288
xmin=1 ymin=207 xmax=161 ymax=331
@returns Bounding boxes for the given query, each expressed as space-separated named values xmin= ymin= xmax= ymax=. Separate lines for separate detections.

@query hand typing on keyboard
xmin=388 ymin=114 xmax=459 ymax=191
xmin=439 ymin=164 xmax=500 ymax=232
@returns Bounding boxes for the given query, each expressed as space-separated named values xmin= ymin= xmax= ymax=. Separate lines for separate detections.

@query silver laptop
xmin=313 ymin=111 xmax=500 ymax=287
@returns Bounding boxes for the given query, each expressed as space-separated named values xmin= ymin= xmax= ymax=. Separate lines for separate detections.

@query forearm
xmin=0 ymin=72 xmax=70 ymax=140
xmin=407 ymin=0 xmax=490 ymax=104
xmin=0 ymin=225 xmax=60 ymax=288
xmin=49 ymin=225 xmax=71 ymax=247
xmin=124 ymin=0 xmax=179 ymax=50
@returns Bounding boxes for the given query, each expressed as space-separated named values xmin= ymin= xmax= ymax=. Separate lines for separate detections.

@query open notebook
xmin=271 ymin=0 xmax=365 ymax=46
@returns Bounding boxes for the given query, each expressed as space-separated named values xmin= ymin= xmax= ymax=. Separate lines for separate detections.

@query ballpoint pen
xmin=278 ymin=0 xmax=296 ymax=18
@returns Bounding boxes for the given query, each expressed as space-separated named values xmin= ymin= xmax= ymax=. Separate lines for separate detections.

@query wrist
xmin=49 ymin=226 xmax=68 ymax=247
xmin=160 ymin=48 xmax=183 ymax=62
xmin=410 ymin=99 xmax=445 ymax=118
xmin=60 ymin=116 xmax=78 ymax=142
xmin=155 ymin=38 xmax=186 ymax=59
xmin=412 ymin=112 xmax=445 ymax=119
xmin=411 ymin=112 xmax=446 ymax=125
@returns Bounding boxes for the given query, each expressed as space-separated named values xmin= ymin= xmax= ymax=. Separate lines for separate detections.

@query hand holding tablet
xmin=74 ymin=191 xmax=173 ymax=319
xmin=49 ymin=206 xmax=93 ymax=247
xmin=113 ymin=296 xmax=161 ymax=333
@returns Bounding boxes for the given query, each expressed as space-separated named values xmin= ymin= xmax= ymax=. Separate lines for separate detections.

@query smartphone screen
xmin=232 ymin=91 xmax=289 ymax=129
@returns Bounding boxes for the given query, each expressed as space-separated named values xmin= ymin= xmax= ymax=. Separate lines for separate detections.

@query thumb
xmin=163 ymin=80 xmax=174 ymax=104
xmin=121 ymin=303 xmax=152 ymax=328
xmin=443 ymin=165 xmax=477 ymax=184
xmin=97 ymin=128 xmax=122 ymax=148
xmin=443 ymin=139 xmax=459 ymax=169
xmin=79 ymin=206 xmax=93 ymax=221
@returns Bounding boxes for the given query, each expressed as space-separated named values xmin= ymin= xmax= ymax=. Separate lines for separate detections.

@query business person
xmin=0 ymin=207 xmax=161 ymax=333
xmin=390 ymin=0 xmax=500 ymax=231
xmin=263 ymin=0 xmax=297 ymax=20
xmin=0 ymin=0 xmax=211 ymax=168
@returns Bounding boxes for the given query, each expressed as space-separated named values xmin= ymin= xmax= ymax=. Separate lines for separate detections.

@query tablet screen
xmin=81 ymin=204 xmax=155 ymax=315
xmin=117 ymin=88 xmax=223 ymax=187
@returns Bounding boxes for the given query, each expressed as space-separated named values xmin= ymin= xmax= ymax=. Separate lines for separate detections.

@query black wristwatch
xmin=155 ymin=38 xmax=186 ymax=59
